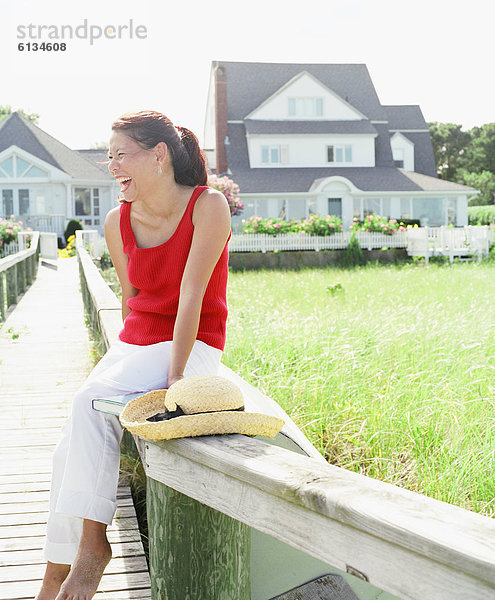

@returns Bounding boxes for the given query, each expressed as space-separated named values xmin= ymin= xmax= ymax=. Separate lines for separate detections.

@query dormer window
xmin=288 ymin=97 xmax=323 ymax=117
xmin=327 ymin=145 xmax=352 ymax=163
xmin=393 ymin=148 xmax=405 ymax=168
xmin=261 ymin=145 xmax=289 ymax=165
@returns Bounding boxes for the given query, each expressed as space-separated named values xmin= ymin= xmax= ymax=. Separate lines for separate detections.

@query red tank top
xmin=118 ymin=185 xmax=229 ymax=350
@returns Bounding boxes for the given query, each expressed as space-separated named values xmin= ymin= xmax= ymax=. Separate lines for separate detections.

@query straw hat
xmin=119 ymin=375 xmax=285 ymax=441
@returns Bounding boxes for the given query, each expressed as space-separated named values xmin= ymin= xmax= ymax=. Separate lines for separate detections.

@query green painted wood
xmin=0 ymin=273 xmax=5 ymax=320
xmin=6 ymin=265 xmax=17 ymax=308
xmin=147 ymin=477 xmax=250 ymax=600
xmin=17 ymin=259 xmax=26 ymax=294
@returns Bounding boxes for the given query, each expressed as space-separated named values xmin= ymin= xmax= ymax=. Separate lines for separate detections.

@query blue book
xmin=92 ymin=392 xmax=144 ymax=416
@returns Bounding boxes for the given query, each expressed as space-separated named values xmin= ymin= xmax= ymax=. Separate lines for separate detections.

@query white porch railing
xmin=408 ymin=226 xmax=493 ymax=263
xmin=22 ymin=214 xmax=66 ymax=236
xmin=76 ymin=229 xmax=107 ymax=259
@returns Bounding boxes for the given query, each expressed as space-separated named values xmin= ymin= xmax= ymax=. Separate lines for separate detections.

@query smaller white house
xmin=0 ymin=112 xmax=118 ymax=239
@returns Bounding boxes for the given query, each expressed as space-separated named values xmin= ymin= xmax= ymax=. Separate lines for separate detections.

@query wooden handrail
xmin=0 ymin=231 xmax=40 ymax=274
xmin=77 ymin=242 xmax=495 ymax=600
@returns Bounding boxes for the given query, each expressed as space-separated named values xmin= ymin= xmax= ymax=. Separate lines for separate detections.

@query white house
xmin=0 ymin=112 xmax=118 ymax=239
xmin=204 ymin=62 xmax=478 ymax=230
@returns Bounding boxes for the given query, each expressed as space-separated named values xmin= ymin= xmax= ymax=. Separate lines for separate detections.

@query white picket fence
xmin=78 ymin=226 xmax=494 ymax=262
xmin=229 ymin=231 xmax=408 ymax=253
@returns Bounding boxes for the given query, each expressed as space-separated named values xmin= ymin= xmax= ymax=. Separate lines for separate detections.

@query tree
xmin=458 ymin=170 xmax=495 ymax=205
xmin=207 ymin=174 xmax=244 ymax=217
xmin=464 ymin=123 xmax=495 ymax=174
xmin=428 ymin=122 xmax=471 ymax=180
xmin=0 ymin=105 xmax=39 ymax=123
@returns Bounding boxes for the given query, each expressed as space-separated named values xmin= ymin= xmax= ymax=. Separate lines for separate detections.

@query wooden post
xmin=147 ymin=477 xmax=250 ymax=600
xmin=6 ymin=265 xmax=18 ymax=308
xmin=17 ymin=259 xmax=26 ymax=294
xmin=0 ymin=273 xmax=4 ymax=321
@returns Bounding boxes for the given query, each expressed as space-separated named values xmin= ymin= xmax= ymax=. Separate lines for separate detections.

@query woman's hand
xmin=167 ymin=374 xmax=184 ymax=389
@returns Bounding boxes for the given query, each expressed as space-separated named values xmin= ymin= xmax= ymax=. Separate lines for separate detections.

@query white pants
xmin=44 ymin=338 xmax=222 ymax=565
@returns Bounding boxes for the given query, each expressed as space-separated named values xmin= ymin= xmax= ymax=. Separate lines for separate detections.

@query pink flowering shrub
xmin=242 ymin=214 xmax=343 ymax=236
xmin=0 ymin=216 xmax=24 ymax=247
xmin=207 ymin=175 xmax=244 ymax=217
xmin=350 ymin=214 xmax=406 ymax=235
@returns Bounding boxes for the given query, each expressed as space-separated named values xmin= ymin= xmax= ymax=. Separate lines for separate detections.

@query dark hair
xmin=111 ymin=110 xmax=207 ymax=187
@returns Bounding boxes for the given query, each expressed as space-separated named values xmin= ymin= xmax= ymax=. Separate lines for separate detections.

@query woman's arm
xmin=104 ymin=206 xmax=138 ymax=322
xmin=168 ymin=189 xmax=231 ymax=386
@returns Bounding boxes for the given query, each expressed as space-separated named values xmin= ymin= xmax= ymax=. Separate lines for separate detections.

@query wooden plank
xmin=0 ymin=571 xmax=151 ymax=600
xmin=0 ymin=540 xmax=146 ymax=563
xmin=0 ymin=256 xmax=149 ymax=598
xmin=0 ymin=504 xmax=137 ymax=525
xmin=1 ymin=527 xmax=141 ymax=553
xmin=144 ymin=435 xmax=495 ymax=600
xmin=0 ymin=556 xmax=148 ymax=582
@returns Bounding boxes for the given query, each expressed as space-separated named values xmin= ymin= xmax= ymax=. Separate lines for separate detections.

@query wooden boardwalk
xmin=0 ymin=257 xmax=151 ymax=599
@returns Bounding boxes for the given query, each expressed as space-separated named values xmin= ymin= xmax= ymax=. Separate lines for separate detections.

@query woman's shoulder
xmin=104 ymin=204 xmax=124 ymax=232
xmin=194 ymin=186 xmax=230 ymax=217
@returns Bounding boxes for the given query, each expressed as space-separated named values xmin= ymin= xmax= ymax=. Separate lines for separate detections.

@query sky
xmin=1 ymin=0 xmax=494 ymax=150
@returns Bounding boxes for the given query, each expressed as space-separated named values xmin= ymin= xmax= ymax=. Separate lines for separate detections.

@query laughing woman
xmin=36 ymin=111 xmax=231 ymax=600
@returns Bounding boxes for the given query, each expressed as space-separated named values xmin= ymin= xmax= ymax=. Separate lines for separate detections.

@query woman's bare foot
xmin=55 ymin=520 xmax=112 ymax=600
xmin=35 ymin=562 xmax=70 ymax=600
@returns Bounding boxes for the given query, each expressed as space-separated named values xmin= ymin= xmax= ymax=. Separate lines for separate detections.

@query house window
xmin=393 ymin=148 xmax=405 ymax=168
xmin=261 ymin=145 xmax=288 ymax=165
xmin=328 ymin=198 xmax=342 ymax=218
xmin=400 ymin=198 xmax=411 ymax=220
xmin=412 ymin=197 xmax=444 ymax=227
xmin=363 ymin=198 xmax=380 ymax=217
xmin=353 ymin=198 xmax=391 ymax=220
xmin=75 ymin=188 xmax=91 ymax=216
xmin=288 ymin=97 xmax=323 ymax=117
xmin=0 ymin=158 xmax=14 ymax=177
xmin=75 ymin=188 xmax=101 ymax=221
xmin=447 ymin=197 xmax=456 ymax=226
xmin=93 ymin=188 xmax=100 ymax=216
xmin=327 ymin=145 xmax=352 ymax=163
xmin=2 ymin=190 xmax=13 ymax=217
xmin=19 ymin=189 xmax=30 ymax=215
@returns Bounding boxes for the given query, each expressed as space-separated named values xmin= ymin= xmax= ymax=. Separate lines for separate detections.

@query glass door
xmin=328 ymin=197 xmax=342 ymax=218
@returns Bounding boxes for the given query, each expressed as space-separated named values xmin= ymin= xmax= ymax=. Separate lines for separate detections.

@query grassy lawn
xmin=102 ymin=262 xmax=495 ymax=516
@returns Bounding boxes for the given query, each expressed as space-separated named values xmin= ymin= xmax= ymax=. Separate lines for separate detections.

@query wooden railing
xmin=0 ymin=231 xmax=40 ymax=321
xmin=77 ymin=239 xmax=495 ymax=600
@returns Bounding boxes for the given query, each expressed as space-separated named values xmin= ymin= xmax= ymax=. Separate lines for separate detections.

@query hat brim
xmin=119 ymin=389 xmax=284 ymax=441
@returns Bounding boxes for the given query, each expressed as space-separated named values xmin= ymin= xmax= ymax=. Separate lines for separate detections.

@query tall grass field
xmin=103 ymin=263 xmax=495 ymax=516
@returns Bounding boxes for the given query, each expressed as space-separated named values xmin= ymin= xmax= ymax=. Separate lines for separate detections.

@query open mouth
xmin=117 ymin=177 xmax=132 ymax=193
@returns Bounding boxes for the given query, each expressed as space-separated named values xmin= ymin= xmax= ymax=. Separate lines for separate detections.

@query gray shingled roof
xmin=230 ymin=166 xmax=476 ymax=195
xmin=77 ymin=149 xmax=111 ymax=175
xmin=383 ymin=105 xmax=429 ymax=130
xmin=244 ymin=120 xmax=378 ymax=135
xmin=0 ymin=112 xmax=112 ymax=180
xmin=381 ymin=106 xmax=437 ymax=177
xmin=214 ymin=61 xmax=389 ymax=121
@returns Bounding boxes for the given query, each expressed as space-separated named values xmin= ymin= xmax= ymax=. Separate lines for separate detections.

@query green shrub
xmin=350 ymin=213 xmax=406 ymax=235
xmin=242 ymin=214 xmax=343 ymax=235
xmin=340 ymin=233 xmax=365 ymax=267
xmin=64 ymin=219 xmax=83 ymax=244
xmin=468 ymin=206 xmax=495 ymax=226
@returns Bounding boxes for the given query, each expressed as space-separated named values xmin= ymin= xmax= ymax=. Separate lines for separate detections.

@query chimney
xmin=214 ymin=65 xmax=228 ymax=175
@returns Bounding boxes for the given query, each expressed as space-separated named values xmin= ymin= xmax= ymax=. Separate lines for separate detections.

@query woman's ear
xmin=154 ymin=141 xmax=168 ymax=166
